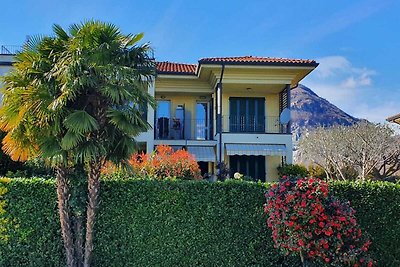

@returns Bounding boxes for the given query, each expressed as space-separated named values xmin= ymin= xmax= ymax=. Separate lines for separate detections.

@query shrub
xmin=265 ymin=177 xmax=374 ymax=266
xmin=129 ymin=145 xmax=202 ymax=180
xmin=307 ymin=165 xmax=327 ymax=179
xmin=277 ymin=164 xmax=309 ymax=178
xmin=0 ymin=178 xmax=399 ymax=266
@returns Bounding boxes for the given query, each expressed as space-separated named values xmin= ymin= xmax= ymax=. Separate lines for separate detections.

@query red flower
xmin=264 ymin=177 xmax=374 ymax=265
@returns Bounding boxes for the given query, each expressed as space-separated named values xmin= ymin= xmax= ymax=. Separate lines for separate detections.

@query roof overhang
xmin=387 ymin=113 xmax=400 ymax=125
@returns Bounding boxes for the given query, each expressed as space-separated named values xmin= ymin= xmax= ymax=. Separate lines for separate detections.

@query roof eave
xmin=386 ymin=113 xmax=400 ymax=123
xmin=198 ymin=60 xmax=319 ymax=68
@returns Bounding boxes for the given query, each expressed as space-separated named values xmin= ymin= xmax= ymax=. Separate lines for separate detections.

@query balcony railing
xmin=222 ymin=115 xmax=289 ymax=134
xmin=1 ymin=45 xmax=21 ymax=55
xmin=154 ymin=118 xmax=212 ymax=140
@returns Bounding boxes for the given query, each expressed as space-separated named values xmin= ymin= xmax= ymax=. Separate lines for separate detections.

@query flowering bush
xmin=264 ymin=176 xmax=374 ymax=267
xmin=129 ymin=145 xmax=201 ymax=180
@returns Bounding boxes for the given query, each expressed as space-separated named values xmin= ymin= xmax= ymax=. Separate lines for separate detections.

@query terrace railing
xmin=222 ymin=115 xmax=289 ymax=134
xmin=1 ymin=45 xmax=22 ymax=55
xmin=154 ymin=118 xmax=212 ymax=140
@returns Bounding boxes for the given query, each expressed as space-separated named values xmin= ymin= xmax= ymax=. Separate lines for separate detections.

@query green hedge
xmin=0 ymin=178 xmax=399 ymax=266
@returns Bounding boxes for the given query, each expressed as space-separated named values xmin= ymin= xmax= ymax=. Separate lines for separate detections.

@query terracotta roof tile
xmin=198 ymin=56 xmax=317 ymax=66
xmin=156 ymin=62 xmax=197 ymax=75
xmin=156 ymin=56 xmax=318 ymax=75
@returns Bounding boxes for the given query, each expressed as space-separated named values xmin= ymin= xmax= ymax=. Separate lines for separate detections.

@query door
xmin=229 ymin=97 xmax=265 ymax=133
xmin=156 ymin=100 xmax=171 ymax=139
xmin=195 ymin=102 xmax=209 ymax=140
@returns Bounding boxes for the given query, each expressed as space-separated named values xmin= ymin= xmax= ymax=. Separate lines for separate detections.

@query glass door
xmin=156 ymin=100 xmax=171 ymax=139
xmin=229 ymin=97 xmax=265 ymax=133
xmin=195 ymin=102 xmax=209 ymax=140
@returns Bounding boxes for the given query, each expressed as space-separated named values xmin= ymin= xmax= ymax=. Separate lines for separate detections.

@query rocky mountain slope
xmin=291 ymin=84 xmax=360 ymax=140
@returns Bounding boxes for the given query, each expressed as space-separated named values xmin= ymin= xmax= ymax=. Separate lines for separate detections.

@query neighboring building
xmin=0 ymin=48 xmax=318 ymax=181
xmin=0 ymin=46 xmax=17 ymax=77
xmin=0 ymin=46 xmax=19 ymax=102
xmin=387 ymin=113 xmax=400 ymax=125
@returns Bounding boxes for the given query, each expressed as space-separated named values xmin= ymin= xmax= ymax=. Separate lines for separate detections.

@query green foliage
xmin=277 ymin=164 xmax=309 ymax=178
xmin=0 ymin=178 xmax=399 ymax=266
xmin=307 ymin=165 xmax=327 ymax=179
xmin=330 ymin=181 xmax=400 ymax=266
xmin=0 ymin=20 xmax=155 ymax=166
xmin=0 ymin=178 xmax=63 ymax=266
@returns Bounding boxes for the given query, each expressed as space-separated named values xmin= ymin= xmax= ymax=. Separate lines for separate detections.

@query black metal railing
xmin=154 ymin=118 xmax=212 ymax=140
xmin=222 ymin=115 xmax=289 ymax=133
xmin=1 ymin=45 xmax=21 ymax=55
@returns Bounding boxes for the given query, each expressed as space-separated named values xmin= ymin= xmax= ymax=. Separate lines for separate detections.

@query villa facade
xmin=0 ymin=47 xmax=318 ymax=181
xmin=137 ymin=56 xmax=318 ymax=181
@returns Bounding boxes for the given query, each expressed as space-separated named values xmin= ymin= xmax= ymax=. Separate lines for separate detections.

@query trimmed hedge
xmin=0 ymin=178 xmax=399 ymax=266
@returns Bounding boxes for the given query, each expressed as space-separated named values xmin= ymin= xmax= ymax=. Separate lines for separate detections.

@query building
xmin=387 ymin=113 xmax=400 ymax=125
xmin=0 ymin=46 xmax=17 ymax=77
xmin=0 ymin=47 xmax=318 ymax=181
xmin=136 ymin=56 xmax=318 ymax=181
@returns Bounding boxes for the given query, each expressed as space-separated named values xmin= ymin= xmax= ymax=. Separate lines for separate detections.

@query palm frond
xmin=61 ymin=130 xmax=84 ymax=150
xmin=64 ymin=110 xmax=99 ymax=134
xmin=52 ymin=24 xmax=70 ymax=41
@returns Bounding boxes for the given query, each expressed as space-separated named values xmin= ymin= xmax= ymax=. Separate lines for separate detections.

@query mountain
xmin=291 ymin=84 xmax=361 ymax=140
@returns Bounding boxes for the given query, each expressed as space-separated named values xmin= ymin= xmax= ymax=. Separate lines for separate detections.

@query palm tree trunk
xmin=300 ymin=250 xmax=310 ymax=267
xmin=56 ymin=166 xmax=76 ymax=267
xmin=83 ymin=161 xmax=101 ymax=267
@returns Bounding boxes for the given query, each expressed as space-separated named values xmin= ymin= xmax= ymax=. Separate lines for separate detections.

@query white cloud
xmin=301 ymin=55 xmax=399 ymax=123
xmin=351 ymin=101 xmax=399 ymax=123
xmin=303 ymin=55 xmax=376 ymax=105
xmin=315 ymin=56 xmax=351 ymax=78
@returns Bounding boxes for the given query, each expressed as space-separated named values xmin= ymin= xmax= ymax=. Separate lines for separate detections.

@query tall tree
xmin=297 ymin=122 xmax=400 ymax=180
xmin=0 ymin=21 xmax=155 ymax=266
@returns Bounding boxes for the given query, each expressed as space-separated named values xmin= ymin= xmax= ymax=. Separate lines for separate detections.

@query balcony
xmin=221 ymin=116 xmax=289 ymax=134
xmin=154 ymin=118 xmax=212 ymax=140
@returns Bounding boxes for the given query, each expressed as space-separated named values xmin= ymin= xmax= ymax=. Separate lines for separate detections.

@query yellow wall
xmin=155 ymin=77 xmax=212 ymax=93
xmin=266 ymin=156 xmax=281 ymax=182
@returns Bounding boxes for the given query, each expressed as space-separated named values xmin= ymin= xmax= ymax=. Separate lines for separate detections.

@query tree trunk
xmin=300 ymin=250 xmax=310 ymax=267
xmin=83 ymin=161 xmax=102 ymax=267
xmin=56 ymin=166 xmax=76 ymax=267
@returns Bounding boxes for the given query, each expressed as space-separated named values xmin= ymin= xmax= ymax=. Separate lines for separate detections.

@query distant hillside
xmin=291 ymin=84 xmax=361 ymax=140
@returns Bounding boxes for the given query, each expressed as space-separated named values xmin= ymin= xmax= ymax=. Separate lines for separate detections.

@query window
xmin=229 ymin=155 xmax=266 ymax=182
xmin=195 ymin=102 xmax=209 ymax=140
xmin=229 ymin=97 xmax=265 ymax=132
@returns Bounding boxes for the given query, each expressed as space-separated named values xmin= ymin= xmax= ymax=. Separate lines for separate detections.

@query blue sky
xmin=1 ymin=0 xmax=399 ymax=122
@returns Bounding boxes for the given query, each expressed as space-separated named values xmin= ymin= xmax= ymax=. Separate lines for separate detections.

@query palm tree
xmin=0 ymin=21 xmax=155 ymax=267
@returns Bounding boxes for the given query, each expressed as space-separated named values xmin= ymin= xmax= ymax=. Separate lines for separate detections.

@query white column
xmin=146 ymin=81 xmax=155 ymax=153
